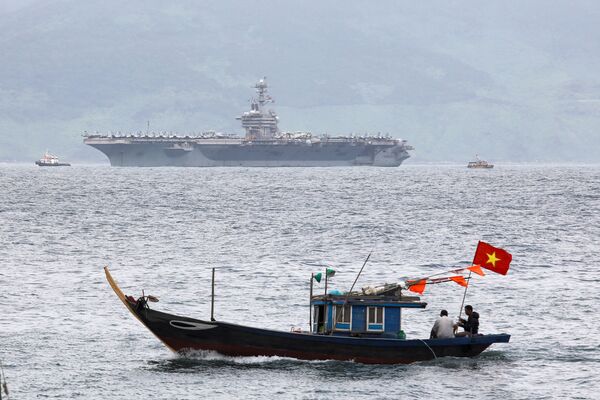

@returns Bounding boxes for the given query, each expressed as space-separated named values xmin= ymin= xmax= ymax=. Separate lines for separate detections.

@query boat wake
xmin=176 ymin=349 xmax=512 ymax=367
xmin=177 ymin=349 xmax=348 ymax=365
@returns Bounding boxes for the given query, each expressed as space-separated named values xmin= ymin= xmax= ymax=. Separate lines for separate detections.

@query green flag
xmin=314 ymin=269 xmax=334 ymax=283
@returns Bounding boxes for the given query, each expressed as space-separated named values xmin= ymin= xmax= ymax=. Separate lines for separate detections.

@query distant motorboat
xmin=35 ymin=151 xmax=71 ymax=167
xmin=467 ymin=155 xmax=493 ymax=169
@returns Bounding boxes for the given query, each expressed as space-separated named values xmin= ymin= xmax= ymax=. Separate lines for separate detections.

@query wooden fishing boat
xmin=104 ymin=267 xmax=510 ymax=364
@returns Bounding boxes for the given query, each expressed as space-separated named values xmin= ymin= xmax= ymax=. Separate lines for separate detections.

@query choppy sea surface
xmin=1 ymin=164 xmax=599 ymax=399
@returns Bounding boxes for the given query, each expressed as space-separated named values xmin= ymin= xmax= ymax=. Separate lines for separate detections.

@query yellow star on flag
xmin=486 ymin=252 xmax=500 ymax=267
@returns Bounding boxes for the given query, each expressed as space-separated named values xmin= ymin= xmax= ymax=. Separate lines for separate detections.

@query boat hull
xmin=35 ymin=161 xmax=71 ymax=166
xmin=130 ymin=304 xmax=509 ymax=364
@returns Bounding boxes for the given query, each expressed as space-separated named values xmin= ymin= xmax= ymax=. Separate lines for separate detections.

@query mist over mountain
xmin=1 ymin=0 xmax=599 ymax=162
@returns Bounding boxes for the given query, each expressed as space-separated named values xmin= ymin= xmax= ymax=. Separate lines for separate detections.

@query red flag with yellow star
xmin=473 ymin=241 xmax=512 ymax=275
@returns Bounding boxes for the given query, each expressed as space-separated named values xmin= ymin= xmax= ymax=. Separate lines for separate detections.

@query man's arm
xmin=430 ymin=319 xmax=440 ymax=339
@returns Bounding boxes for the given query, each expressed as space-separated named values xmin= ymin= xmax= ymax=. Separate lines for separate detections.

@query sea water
xmin=0 ymin=164 xmax=598 ymax=399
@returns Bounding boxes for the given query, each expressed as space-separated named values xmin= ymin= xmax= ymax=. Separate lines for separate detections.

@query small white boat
xmin=467 ymin=155 xmax=493 ymax=169
xmin=35 ymin=151 xmax=71 ymax=167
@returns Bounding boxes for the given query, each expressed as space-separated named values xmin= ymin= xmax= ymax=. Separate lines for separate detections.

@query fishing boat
xmin=104 ymin=253 xmax=511 ymax=364
xmin=35 ymin=151 xmax=71 ymax=167
xmin=467 ymin=155 xmax=493 ymax=169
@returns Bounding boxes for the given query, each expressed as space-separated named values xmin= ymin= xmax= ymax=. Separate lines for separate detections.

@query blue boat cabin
xmin=310 ymin=293 xmax=427 ymax=338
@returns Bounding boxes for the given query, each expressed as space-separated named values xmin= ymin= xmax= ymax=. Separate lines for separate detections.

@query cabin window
xmin=366 ymin=306 xmax=384 ymax=331
xmin=333 ymin=304 xmax=351 ymax=331
xmin=313 ymin=305 xmax=326 ymax=333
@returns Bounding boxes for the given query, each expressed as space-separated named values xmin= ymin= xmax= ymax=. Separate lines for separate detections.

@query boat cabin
xmin=310 ymin=292 xmax=427 ymax=338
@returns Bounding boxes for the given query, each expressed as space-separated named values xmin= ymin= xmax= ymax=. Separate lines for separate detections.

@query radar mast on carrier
xmin=237 ymin=77 xmax=280 ymax=140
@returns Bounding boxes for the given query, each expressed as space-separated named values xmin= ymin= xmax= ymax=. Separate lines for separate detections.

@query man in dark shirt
xmin=455 ymin=305 xmax=479 ymax=337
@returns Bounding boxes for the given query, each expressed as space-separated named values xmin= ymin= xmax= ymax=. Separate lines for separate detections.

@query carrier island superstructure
xmin=84 ymin=79 xmax=413 ymax=167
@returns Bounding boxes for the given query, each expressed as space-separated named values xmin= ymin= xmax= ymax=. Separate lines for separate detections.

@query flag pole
xmin=459 ymin=242 xmax=480 ymax=318
xmin=458 ymin=270 xmax=472 ymax=319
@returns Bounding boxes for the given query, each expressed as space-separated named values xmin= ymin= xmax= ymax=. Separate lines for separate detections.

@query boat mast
xmin=309 ymin=273 xmax=314 ymax=333
xmin=211 ymin=268 xmax=216 ymax=321
xmin=255 ymin=77 xmax=270 ymax=111
xmin=237 ymin=77 xmax=279 ymax=140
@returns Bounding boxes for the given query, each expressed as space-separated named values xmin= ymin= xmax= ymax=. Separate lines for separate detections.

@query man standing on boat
xmin=430 ymin=310 xmax=455 ymax=339
xmin=455 ymin=305 xmax=479 ymax=336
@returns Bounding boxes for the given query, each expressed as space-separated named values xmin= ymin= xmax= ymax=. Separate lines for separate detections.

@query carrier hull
xmin=86 ymin=138 xmax=410 ymax=167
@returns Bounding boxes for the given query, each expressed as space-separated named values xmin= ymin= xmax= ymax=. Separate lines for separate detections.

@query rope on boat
xmin=417 ymin=339 xmax=437 ymax=360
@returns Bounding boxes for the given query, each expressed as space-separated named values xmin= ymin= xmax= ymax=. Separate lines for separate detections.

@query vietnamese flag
xmin=473 ymin=241 xmax=512 ymax=275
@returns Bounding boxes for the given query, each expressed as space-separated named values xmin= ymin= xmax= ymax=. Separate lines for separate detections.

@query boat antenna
xmin=146 ymin=121 xmax=150 ymax=135
xmin=347 ymin=249 xmax=373 ymax=296
xmin=331 ymin=248 xmax=373 ymax=332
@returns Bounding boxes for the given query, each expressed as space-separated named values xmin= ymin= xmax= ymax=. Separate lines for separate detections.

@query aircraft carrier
xmin=84 ymin=79 xmax=413 ymax=167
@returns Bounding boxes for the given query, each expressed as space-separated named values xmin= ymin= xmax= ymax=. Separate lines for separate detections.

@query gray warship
xmin=84 ymin=78 xmax=413 ymax=167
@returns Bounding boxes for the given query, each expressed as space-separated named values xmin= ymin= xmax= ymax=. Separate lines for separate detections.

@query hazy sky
xmin=1 ymin=0 xmax=599 ymax=162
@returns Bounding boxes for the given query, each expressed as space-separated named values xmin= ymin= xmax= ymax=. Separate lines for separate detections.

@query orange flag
xmin=467 ymin=265 xmax=485 ymax=276
xmin=450 ymin=275 xmax=468 ymax=287
xmin=408 ymin=279 xmax=426 ymax=294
